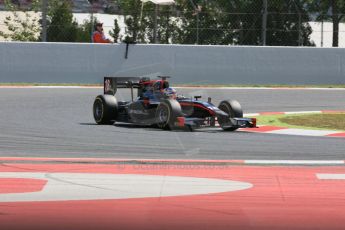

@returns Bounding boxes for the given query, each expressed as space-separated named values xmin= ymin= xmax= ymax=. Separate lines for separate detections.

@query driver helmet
xmin=163 ymin=87 xmax=177 ymax=99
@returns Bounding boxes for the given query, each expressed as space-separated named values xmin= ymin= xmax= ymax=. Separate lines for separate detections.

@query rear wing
xmin=104 ymin=77 xmax=142 ymax=95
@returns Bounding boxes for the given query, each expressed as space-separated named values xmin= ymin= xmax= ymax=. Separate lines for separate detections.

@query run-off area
xmin=1 ymin=163 xmax=345 ymax=230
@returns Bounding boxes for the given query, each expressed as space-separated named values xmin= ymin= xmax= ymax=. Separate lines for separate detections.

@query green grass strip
xmin=257 ymin=113 xmax=345 ymax=131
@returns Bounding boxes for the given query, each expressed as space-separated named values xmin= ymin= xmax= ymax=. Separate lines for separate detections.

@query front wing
xmin=174 ymin=117 xmax=257 ymax=129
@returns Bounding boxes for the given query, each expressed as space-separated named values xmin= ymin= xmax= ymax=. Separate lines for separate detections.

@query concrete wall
xmin=1 ymin=42 xmax=345 ymax=84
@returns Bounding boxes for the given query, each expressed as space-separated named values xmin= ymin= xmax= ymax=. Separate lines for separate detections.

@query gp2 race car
xmin=93 ymin=76 xmax=257 ymax=131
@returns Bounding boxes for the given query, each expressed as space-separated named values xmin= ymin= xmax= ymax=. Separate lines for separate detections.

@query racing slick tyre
xmin=155 ymin=99 xmax=183 ymax=130
xmin=218 ymin=100 xmax=243 ymax=131
xmin=93 ymin=95 xmax=118 ymax=125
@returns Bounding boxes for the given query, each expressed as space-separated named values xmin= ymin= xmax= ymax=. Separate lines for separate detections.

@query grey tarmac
xmin=0 ymin=88 xmax=344 ymax=160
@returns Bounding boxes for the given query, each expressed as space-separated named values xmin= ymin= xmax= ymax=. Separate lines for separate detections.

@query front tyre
xmin=155 ymin=99 xmax=182 ymax=130
xmin=218 ymin=100 xmax=243 ymax=131
xmin=93 ymin=95 xmax=118 ymax=125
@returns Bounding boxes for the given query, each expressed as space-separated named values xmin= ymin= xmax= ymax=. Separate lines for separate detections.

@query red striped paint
xmin=240 ymin=126 xmax=287 ymax=132
xmin=327 ymin=132 xmax=345 ymax=137
xmin=0 ymin=178 xmax=47 ymax=194
xmin=259 ymin=112 xmax=285 ymax=115
xmin=0 ymin=157 xmax=245 ymax=164
xmin=1 ymin=164 xmax=345 ymax=230
xmin=321 ymin=110 xmax=345 ymax=113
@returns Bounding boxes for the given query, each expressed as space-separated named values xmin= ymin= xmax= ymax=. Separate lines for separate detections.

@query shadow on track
xmin=80 ymin=122 xmax=239 ymax=134
xmin=79 ymin=123 xmax=98 ymax=126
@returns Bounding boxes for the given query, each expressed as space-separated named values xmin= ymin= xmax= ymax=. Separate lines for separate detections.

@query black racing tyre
xmin=218 ymin=100 xmax=243 ymax=131
xmin=93 ymin=95 xmax=118 ymax=125
xmin=155 ymin=99 xmax=183 ymax=130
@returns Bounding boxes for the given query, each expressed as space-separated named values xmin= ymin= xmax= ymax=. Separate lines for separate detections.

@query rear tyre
xmin=93 ymin=95 xmax=118 ymax=125
xmin=155 ymin=99 xmax=182 ymax=130
xmin=218 ymin=100 xmax=243 ymax=131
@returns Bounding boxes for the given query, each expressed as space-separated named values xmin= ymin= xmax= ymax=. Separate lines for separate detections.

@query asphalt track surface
xmin=0 ymin=88 xmax=344 ymax=160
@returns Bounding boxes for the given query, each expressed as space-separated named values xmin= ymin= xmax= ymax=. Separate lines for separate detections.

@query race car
xmin=93 ymin=76 xmax=257 ymax=131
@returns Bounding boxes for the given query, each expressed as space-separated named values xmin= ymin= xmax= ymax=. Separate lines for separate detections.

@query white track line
xmin=284 ymin=111 xmax=323 ymax=115
xmin=244 ymin=113 xmax=260 ymax=117
xmin=317 ymin=174 xmax=345 ymax=180
xmin=267 ymin=129 xmax=340 ymax=137
xmin=246 ymin=160 xmax=345 ymax=165
xmin=0 ymin=173 xmax=252 ymax=202
xmin=244 ymin=111 xmax=344 ymax=116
